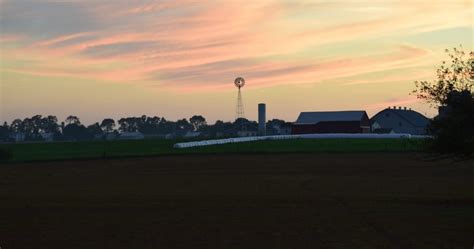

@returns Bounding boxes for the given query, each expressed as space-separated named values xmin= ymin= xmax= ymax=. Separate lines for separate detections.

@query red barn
xmin=292 ymin=111 xmax=371 ymax=134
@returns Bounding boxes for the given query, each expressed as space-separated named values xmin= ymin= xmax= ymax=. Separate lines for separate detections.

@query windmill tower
xmin=234 ymin=77 xmax=246 ymax=120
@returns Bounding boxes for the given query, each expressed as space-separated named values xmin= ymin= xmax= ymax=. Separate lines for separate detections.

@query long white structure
xmin=173 ymin=133 xmax=432 ymax=149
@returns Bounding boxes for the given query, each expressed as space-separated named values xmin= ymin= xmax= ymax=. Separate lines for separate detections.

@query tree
xmin=65 ymin=115 xmax=81 ymax=125
xmin=119 ymin=117 xmax=136 ymax=133
xmin=10 ymin=119 xmax=23 ymax=133
xmin=176 ymin=119 xmax=192 ymax=133
xmin=266 ymin=119 xmax=286 ymax=135
xmin=189 ymin=115 xmax=207 ymax=131
xmin=233 ymin=118 xmax=257 ymax=130
xmin=413 ymin=46 xmax=473 ymax=106
xmin=210 ymin=120 xmax=233 ymax=137
xmin=140 ymin=116 xmax=161 ymax=134
xmin=429 ymin=90 xmax=473 ymax=154
xmin=30 ymin=115 xmax=43 ymax=136
xmin=233 ymin=118 xmax=250 ymax=127
xmin=62 ymin=123 xmax=88 ymax=141
xmin=42 ymin=115 xmax=59 ymax=133
xmin=158 ymin=118 xmax=174 ymax=134
xmin=100 ymin=118 xmax=116 ymax=133
xmin=413 ymin=46 xmax=474 ymax=155
xmin=87 ymin=123 xmax=103 ymax=138
xmin=22 ymin=116 xmax=41 ymax=140
xmin=0 ymin=122 xmax=9 ymax=141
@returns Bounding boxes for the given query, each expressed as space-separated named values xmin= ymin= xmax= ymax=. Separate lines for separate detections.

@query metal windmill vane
xmin=234 ymin=77 xmax=246 ymax=121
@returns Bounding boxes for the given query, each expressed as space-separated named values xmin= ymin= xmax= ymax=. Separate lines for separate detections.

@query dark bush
xmin=430 ymin=90 xmax=474 ymax=156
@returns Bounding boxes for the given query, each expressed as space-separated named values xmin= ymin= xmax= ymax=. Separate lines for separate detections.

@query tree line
xmin=0 ymin=115 xmax=291 ymax=142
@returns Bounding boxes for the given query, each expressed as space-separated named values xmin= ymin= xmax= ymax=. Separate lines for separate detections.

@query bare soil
xmin=0 ymin=153 xmax=472 ymax=249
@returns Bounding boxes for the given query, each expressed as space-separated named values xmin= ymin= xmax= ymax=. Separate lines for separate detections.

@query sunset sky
xmin=1 ymin=0 xmax=472 ymax=124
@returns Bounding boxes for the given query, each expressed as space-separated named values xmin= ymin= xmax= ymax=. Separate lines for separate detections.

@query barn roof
xmin=294 ymin=111 xmax=368 ymax=125
xmin=372 ymin=108 xmax=430 ymax=127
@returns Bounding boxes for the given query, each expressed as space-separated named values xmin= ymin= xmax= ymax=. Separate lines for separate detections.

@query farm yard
xmin=0 ymin=137 xmax=426 ymax=162
xmin=0 ymin=152 xmax=473 ymax=249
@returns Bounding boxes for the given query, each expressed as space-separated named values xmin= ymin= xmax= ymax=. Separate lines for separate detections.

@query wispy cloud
xmin=1 ymin=0 xmax=470 ymax=122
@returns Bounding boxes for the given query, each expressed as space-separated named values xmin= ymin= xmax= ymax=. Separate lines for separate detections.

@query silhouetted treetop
xmin=190 ymin=115 xmax=207 ymax=131
xmin=413 ymin=46 xmax=473 ymax=106
xmin=100 ymin=118 xmax=115 ymax=133
xmin=65 ymin=115 xmax=81 ymax=125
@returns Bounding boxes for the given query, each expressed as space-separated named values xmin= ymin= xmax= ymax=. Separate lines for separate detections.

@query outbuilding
xmin=292 ymin=111 xmax=371 ymax=134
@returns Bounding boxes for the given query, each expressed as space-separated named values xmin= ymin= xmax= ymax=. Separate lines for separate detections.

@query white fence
xmin=173 ymin=134 xmax=432 ymax=149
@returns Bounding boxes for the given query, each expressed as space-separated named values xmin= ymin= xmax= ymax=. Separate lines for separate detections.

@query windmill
xmin=234 ymin=77 xmax=247 ymax=134
xmin=234 ymin=77 xmax=246 ymax=120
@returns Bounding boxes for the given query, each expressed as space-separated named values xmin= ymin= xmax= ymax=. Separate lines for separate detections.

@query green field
xmin=0 ymin=138 xmax=427 ymax=162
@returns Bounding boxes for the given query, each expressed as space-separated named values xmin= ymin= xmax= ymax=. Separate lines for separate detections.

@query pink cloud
xmin=1 ymin=0 xmax=464 ymax=93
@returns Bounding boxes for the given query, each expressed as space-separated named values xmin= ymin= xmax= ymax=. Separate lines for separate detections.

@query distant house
xmin=371 ymin=107 xmax=430 ymax=135
xmin=118 ymin=131 xmax=144 ymax=140
xmin=292 ymin=111 xmax=371 ymax=134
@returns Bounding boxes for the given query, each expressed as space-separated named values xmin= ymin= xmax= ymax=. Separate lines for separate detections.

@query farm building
xmin=371 ymin=107 xmax=430 ymax=135
xmin=292 ymin=111 xmax=371 ymax=134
